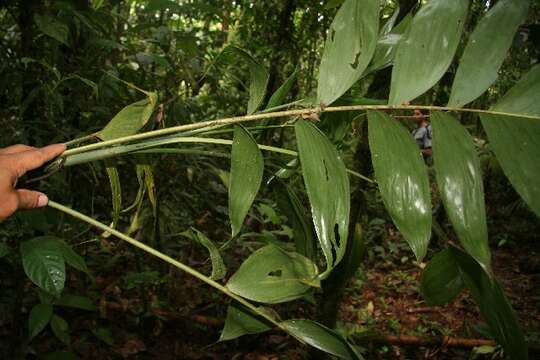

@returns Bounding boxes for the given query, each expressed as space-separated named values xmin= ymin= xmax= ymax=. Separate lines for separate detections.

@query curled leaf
xmin=219 ymin=303 xmax=272 ymax=342
xmin=180 ymin=228 xmax=226 ymax=280
xmin=105 ymin=164 xmax=122 ymax=228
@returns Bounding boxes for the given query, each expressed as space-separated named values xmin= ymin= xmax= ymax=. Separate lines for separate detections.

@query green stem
xmin=134 ymin=148 xmax=231 ymax=158
xmin=63 ymin=137 xmax=297 ymax=167
xmin=46 ymin=200 xmax=289 ymax=334
xmin=202 ymin=124 xmax=294 ymax=136
xmin=346 ymin=169 xmax=375 ymax=184
xmin=62 ymin=104 xmax=539 ymax=157
xmin=64 ymin=132 xmax=99 ymax=147
xmin=63 ymin=136 xmax=374 ymax=183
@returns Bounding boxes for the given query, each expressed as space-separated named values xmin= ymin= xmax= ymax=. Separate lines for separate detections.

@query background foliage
xmin=1 ymin=0 xmax=539 ymax=359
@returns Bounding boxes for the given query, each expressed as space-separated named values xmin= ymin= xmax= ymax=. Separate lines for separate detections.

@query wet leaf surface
xmin=368 ymin=111 xmax=431 ymax=261
xmin=389 ymin=0 xmax=469 ymax=105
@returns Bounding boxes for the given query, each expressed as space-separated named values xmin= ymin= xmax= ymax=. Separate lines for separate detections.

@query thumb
xmin=16 ymin=189 xmax=49 ymax=210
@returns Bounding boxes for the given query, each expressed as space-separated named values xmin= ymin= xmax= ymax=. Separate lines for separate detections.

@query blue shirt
xmin=412 ymin=124 xmax=432 ymax=149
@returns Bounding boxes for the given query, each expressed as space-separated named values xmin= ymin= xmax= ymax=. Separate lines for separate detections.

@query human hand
xmin=0 ymin=144 xmax=66 ymax=221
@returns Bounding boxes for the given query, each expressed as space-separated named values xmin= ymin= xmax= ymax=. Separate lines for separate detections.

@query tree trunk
xmin=265 ymin=0 xmax=296 ymax=100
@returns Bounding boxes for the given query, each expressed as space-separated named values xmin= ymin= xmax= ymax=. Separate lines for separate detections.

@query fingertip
xmin=16 ymin=190 xmax=48 ymax=210
xmin=45 ymin=143 xmax=67 ymax=154
xmin=38 ymin=143 xmax=66 ymax=162
xmin=37 ymin=194 xmax=48 ymax=207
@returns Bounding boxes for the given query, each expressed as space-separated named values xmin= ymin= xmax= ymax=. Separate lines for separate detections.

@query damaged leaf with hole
xmin=226 ymin=245 xmax=320 ymax=304
xmin=317 ymin=0 xmax=379 ymax=106
xmin=295 ymin=119 xmax=350 ymax=279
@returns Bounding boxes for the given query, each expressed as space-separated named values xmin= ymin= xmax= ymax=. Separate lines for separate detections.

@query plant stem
xmin=62 ymin=104 xmax=540 ymax=157
xmin=64 ymin=132 xmax=99 ymax=147
xmin=63 ymin=137 xmax=297 ymax=166
xmin=346 ymin=169 xmax=375 ymax=184
xmin=134 ymin=148 xmax=231 ymax=158
xmin=62 ymin=136 xmax=374 ymax=183
xmin=47 ymin=200 xmax=291 ymax=335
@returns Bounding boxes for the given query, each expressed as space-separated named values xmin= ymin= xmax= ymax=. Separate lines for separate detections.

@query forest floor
xmin=338 ymin=242 xmax=540 ymax=359
xmin=24 ymin=237 xmax=537 ymax=360
xmin=3 ymin=203 xmax=539 ymax=359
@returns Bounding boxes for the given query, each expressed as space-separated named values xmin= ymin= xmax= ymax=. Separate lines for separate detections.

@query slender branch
xmin=62 ymin=105 xmax=540 ymax=157
xmin=62 ymin=136 xmax=374 ymax=183
xmin=47 ymin=200 xmax=292 ymax=336
xmin=134 ymin=148 xmax=231 ymax=158
xmin=346 ymin=169 xmax=375 ymax=184
xmin=64 ymin=132 xmax=99 ymax=147
xmin=371 ymin=334 xmax=496 ymax=348
xmin=63 ymin=137 xmax=297 ymax=167
xmin=62 ymin=108 xmax=314 ymax=156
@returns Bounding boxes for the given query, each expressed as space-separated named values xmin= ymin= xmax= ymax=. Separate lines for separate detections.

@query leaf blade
xmin=50 ymin=314 xmax=70 ymax=346
xmin=451 ymin=248 xmax=527 ymax=360
xmin=295 ymin=119 xmax=350 ymax=278
xmin=28 ymin=303 xmax=53 ymax=340
xmin=34 ymin=14 xmax=69 ymax=46
xmin=432 ymin=112 xmax=491 ymax=272
xmin=389 ymin=0 xmax=469 ymax=105
xmin=449 ymin=0 xmax=529 ymax=107
xmin=20 ymin=236 xmax=66 ymax=297
xmin=98 ymin=94 xmax=157 ymax=141
xmin=283 ymin=319 xmax=362 ymax=360
xmin=58 ymin=241 xmax=89 ymax=275
xmin=266 ymin=68 xmax=298 ymax=110
xmin=420 ymin=249 xmax=464 ymax=306
xmin=219 ymin=303 xmax=272 ymax=342
xmin=275 ymin=183 xmax=317 ymax=260
xmin=368 ymin=111 xmax=431 ymax=261
xmin=55 ymin=294 xmax=96 ymax=311
xmin=226 ymin=245 xmax=319 ymax=304
xmin=367 ymin=13 xmax=412 ymax=74
xmin=229 ymin=125 xmax=264 ymax=237
xmin=181 ymin=228 xmax=227 ymax=281
xmin=480 ymin=65 xmax=540 ymax=217
xmin=317 ymin=0 xmax=379 ymax=105
xmin=221 ymin=45 xmax=269 ymax=114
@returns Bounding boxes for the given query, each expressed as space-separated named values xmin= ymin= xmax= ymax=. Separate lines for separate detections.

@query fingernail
xmin=37 ymin=195 xmax=48 ymax=207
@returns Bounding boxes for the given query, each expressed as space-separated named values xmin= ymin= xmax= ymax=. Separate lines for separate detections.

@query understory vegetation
xmin=0 ymin=0 xmax=539 ymax=359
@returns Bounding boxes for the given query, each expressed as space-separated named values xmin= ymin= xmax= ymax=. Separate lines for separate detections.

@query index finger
xmin=0 ymin=144 xmax=36 ymax=155
xmin=11 ymin=144 xmax=66 ymax=177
